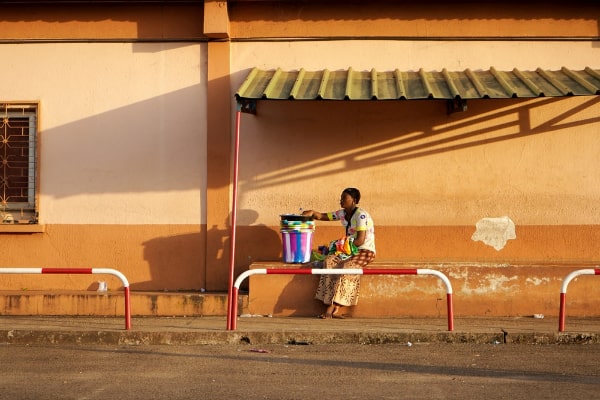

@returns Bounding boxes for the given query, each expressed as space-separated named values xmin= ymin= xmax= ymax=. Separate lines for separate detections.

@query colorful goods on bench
xmin=312 ymin=236 xmax=359 ymax=262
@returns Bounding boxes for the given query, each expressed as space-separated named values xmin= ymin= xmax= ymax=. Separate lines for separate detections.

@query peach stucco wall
xmin=0 ymin=42 xmax=209 ymax=292
xmin=0 ymin=225 xmax=205 ymax=292
xmin=0 ymin=43 xmax=207 ymax=225
xmin=231 ymin=41 xmax=598 ymax=75
xmin=230 ymin=41 xmax=600 ymax=229
xmin=230 ymin=97 xmax=600 ymax=261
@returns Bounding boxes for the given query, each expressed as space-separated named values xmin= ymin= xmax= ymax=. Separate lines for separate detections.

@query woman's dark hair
xmin=343 ymin=187 xmax=361 ymax=204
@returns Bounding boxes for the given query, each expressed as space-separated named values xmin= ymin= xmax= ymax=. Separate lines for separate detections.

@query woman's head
xmin=341 ymin=188 xmax=361 ymax=205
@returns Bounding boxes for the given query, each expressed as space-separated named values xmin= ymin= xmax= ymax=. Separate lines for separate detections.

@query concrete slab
xmin=0 ymin=291 xmax=248 ymax=316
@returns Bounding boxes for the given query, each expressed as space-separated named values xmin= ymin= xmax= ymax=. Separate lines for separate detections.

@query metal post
xmin=226 ymin=104 xmax=242 ymax=330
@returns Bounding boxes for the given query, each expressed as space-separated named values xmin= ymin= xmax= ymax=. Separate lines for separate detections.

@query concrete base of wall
xmin=247 ymin=261 xmax=600 ymax=318
xmin=0 ymin=291 xmax=249 ymax=317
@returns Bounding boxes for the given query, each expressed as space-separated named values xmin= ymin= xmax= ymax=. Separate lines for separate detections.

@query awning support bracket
xmin=238 ymin=99 xmax=257 ymax=114
xmin=447 ymin=98 xmax=467 ymax=115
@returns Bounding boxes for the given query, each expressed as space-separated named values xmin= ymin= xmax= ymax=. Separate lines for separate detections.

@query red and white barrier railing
xmin=559 ymin=268 xmax=600 ymax=332
xmin=229 ymin=268 xmax=454 ymax=331
xmin=0 ymin=268 xmax=131 ymax=330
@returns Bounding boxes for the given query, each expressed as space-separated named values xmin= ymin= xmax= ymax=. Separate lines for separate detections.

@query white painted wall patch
xmin=471 ymin=216 xmax=516 ymax=251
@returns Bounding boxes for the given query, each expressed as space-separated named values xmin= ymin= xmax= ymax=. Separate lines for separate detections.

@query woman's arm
xmin=353 ymin=230 xmax=366 ymax=247
xmin=301 ymin=210 xmax=328 ymax=221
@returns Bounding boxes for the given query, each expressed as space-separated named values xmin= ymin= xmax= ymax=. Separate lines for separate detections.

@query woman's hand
xmin=302 ymin=210 xmax=325 ymax=220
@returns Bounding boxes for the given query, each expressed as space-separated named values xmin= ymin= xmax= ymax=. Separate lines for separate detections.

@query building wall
xmin=229 ymin=40 xmax=600 ymax=235
xmin=228 ymin=1 xmax=598 ymax=39
xmin=0 ymin=1 xmax=599 ymax=317
xmin=231 ymin=95 xmax=600 ymax=256
xmin=227 ymin=3 xmax=600 ymax=265
xmin=0 ymin=39 xmax=208 ymax=291
xmin=226 ymin=2 xmax=600 ymax=316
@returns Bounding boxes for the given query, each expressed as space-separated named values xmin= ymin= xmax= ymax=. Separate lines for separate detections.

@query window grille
xmin=0 ymin=103 xmax=38 ymax=224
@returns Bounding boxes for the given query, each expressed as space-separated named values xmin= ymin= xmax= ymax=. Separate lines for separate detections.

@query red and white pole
xmin=559 ymin=268 xmax=599 ymax=332
xmin=0 ymin=267 xmax=131 ymax=330
xmin=226 ymin=106 xmax=242 ymax=330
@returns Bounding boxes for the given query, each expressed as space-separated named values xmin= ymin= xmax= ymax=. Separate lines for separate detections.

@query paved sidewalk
xmin=1 ymin=315 xmax=599 ymax=346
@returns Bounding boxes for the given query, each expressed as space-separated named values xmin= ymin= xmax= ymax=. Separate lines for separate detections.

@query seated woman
xmin=302 ymin=187 xmax=376 ymax=319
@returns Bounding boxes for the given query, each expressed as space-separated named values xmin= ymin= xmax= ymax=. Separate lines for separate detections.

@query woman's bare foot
xmin=332 ymin=305 xmax=345 ymax=319
xmin=318 ymin=304 xmax=336 ymax=319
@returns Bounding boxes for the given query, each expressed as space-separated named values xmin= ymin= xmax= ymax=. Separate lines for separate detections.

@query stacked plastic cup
xmin=279 ymin=214 xmax=315 ymax=263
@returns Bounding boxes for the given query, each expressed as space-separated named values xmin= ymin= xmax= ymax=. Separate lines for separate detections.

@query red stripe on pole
xmin=447 ymin=293 xmax=454 ymax=331
xmin=595 ymin=269 xmax=600 ymax=275
xmin=41 ymin=268 xmax=93 ymax=274
xmin=124 ymin=286 xmax=131 ymax=330
xmin=559 ymin=292 xmax=566 ymax=332
xmin=231 ymin=287 xmax=239 ymax=331
xmin=266 ymin=269 xmax=312 ymax=275
xmin=363 ymin=269 xmax=418 ymax=275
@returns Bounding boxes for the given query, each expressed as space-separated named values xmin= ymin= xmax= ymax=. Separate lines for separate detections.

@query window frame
xmin=0 ymin=102 xmax=43 ymax=233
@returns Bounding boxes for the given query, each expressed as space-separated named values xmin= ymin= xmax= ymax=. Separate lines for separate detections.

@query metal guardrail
xmin=229 ymin=267 xmax=454 ymax=331
xmin=559 ymin=268 xmax=600 ymax=332
xmin=0 ymin=267 xmax=131 ymax=330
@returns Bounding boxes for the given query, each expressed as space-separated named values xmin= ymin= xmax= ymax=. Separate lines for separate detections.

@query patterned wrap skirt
xmin=314 ymin=249 xmax=376 ymax=306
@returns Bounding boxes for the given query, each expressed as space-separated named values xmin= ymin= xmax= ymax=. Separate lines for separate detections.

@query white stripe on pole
xmin=92 ymin=268 xmax=130 ymax=287
xmin=560 ymin=268 xmax=596 ymax=294
xmin=311 ymin=268 xmax=363 ymax=275
xmin=418 ymin=268 xmax=453 ymax=294
xmin=1 ymin=268 xmax=43 ymax=274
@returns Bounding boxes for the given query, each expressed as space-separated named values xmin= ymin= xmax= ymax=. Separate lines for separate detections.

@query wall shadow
xmin=206 ymin=209 xmax=282 ymax=290
xmin=2 ymin=3 xmax=205 ymax=42
xmin=229 ymin=1 xmax=598 ymax=23
xmin=133 ymin=231 xmax=205 ymax=291
xmin=273 ymin=275 xmax=321 ymax=316
xmin=132 ymin=209 xmax=282 ymax=291
xmin=43 ymin=84 xmax=205 ymax=199
xmin=235 ymin=96 xmax=600 ymax=193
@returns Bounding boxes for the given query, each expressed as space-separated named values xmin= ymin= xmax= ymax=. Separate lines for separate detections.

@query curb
xmin=2 ymin=329 xmax=599 ymax=346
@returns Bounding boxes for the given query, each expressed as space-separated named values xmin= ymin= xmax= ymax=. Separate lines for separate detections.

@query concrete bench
xmin=247 ymin=261 xmax=600 ymax=318
xmin=247 ymin=261 xmax=456 ymax=318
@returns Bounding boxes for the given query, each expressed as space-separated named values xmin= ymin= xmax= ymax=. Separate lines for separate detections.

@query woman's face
xmin=340 ymin=192 xmax=355 ymax=209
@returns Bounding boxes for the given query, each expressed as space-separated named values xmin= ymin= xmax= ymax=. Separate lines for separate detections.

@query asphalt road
xmin=1 ymin=343 xmax=599 ymax=400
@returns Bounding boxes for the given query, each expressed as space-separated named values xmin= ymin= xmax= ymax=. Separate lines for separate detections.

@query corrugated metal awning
xmin=235 ymin=67 xmax=600 ymax=101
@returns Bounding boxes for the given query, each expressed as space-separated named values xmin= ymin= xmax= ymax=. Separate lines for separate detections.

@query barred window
xmin=0 ymin=103 xmax=38 ymax=224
